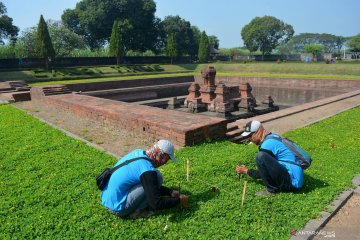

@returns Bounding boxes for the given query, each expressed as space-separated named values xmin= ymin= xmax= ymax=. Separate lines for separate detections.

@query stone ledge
xmin=290 ymin=173 xmax=360 ymax=240
xmin=236 ymin=89 xmax=360 ymax=132
xmin=32 ymin=93 xmax=227 ymax=147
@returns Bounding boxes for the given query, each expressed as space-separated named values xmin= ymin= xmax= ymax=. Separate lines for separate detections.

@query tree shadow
xmin=126 ymin=65 xmax=164 ymax=73
xmin=0 ymin=70 xmax=35 ymax=83
xmin=177 ymin=64 xmax=199 ymax=71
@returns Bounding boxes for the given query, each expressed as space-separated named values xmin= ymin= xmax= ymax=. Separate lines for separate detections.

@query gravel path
xmin=15 ymin=101 xmax=155 ymax=158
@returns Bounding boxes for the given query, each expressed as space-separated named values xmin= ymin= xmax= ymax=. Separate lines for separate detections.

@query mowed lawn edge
xmin=1 ymin=104 xmax=359 ymax=239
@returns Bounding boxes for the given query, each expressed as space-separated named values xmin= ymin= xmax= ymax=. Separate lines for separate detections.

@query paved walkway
xmin=263 ymin=93 xmax=360 ymax=134
xmin=258 ymin=91 xmax=360 ymax=240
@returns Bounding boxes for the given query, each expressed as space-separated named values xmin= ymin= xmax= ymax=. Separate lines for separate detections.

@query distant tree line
xmin=0 ymin=0 xmax=217 ymax=63
xmin=0 ymin=0 xmax=359 ymax=64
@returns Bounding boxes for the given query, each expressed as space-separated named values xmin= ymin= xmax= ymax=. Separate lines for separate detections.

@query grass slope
xmin=1 ymin=104 xmax=359 ymax=239
xmin=1 ymin=62 xmax=360 ymax=86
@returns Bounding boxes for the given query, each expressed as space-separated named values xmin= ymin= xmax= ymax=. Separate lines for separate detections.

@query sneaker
xmin=255 ymin=189 xmax=275 ymax=196
xmin=129 ymin=210 xmax=154 ymax=219
xmin=129 ymin=211 xmax=141 ymax=219
xmin=139 ymin=210 xmax=154 ymax=218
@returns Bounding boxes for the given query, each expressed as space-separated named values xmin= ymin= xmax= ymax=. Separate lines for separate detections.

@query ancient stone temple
xmin=184 ymin=65 xmax=258 ymax=115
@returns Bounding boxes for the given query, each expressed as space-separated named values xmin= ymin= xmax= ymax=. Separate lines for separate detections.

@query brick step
xmin=44 ymin=91 xmax=72 ymax=96
xmin=226 ymin=134 xmax=248 ymax=144
xmin=0 ymin=88 xmax=14 ymax=93
xmin=226 ymin=121 xmax=249 ymax=143
xmin=15 ymin=86 xmax=31 ymax=91
xmin=9 ymin=81 xmax=27 ymax=88
xmin=226 ymin=121 xmax=238 ymax=131
xmin=226 ymin=128 xmax=242 ymax=137
xmin=43 ymin=89 xmax=71 ymax=92
xmin=43 ymin=86 xmax=72 ymax=96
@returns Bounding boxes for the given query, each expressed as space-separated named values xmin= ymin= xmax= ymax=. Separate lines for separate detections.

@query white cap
xmin=241 ymin=120 xmax=261 ymax=136
xmin=156 ymin=140 xmax=177 ymax=162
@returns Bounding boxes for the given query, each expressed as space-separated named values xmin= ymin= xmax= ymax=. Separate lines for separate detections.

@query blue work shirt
xmin=260 ymin=134 xmax=304 ymax=188
xmin=101 ymin=149 xmax=155 ymax=211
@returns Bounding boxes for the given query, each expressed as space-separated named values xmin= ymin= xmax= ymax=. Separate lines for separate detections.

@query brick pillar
xmin=239 ymin=83 xmax=257 ymax=111
xmin=200 ymin=66 xmax=216 ymax=103
xmin=184 ymin=83 xmax=201 ymax=107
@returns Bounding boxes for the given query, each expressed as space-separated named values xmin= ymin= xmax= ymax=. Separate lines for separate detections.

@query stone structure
xmin=238 ymin=83 xmax=257 ymax=111
xmin=0 ymin=81 xmax=31 ymax=102
xmin=29 ymin=80 xmax=227 ymax=148
xmin=184 ymin=66 xmax=259 ymax=115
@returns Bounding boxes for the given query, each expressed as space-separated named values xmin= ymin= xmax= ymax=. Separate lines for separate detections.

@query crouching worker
xmin=235 ymin=120 xmax=304 ymax=196
xmin=101 ymin=140 xmax=189 ymax=218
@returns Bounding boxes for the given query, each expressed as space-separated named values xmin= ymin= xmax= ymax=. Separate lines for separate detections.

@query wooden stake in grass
xmin=186 ymin=160 xmax=190 ymax=182
xmin=241 ymin=180 xmax=247 ymax=207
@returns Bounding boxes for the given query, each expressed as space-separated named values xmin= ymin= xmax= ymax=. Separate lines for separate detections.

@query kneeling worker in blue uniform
xmin=101 ymin=140 xmax=188 ymax=218
xmin=236 ymin=120 xmax=304 ymax=196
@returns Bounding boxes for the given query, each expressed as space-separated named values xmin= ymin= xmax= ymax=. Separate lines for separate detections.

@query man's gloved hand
xmin=171 ymin=190 xmax=180 ymax=198
xmin=179 ymin=194 xmax=189 ymax=208
xmin=236 ymin=164 xmax=248 ymax=175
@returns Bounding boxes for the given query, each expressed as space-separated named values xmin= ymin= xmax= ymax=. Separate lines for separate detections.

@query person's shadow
xmin=295 ymin=174 xmax=329 ymax=194
xmin=155 ymin=188 xmax=220 ymax=223
xmin=228 ymin=173 xmax=329 ymax=195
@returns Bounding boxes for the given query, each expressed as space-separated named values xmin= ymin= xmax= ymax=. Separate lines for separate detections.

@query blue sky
xmin=3 ymin=0 xmax=360 ymax=48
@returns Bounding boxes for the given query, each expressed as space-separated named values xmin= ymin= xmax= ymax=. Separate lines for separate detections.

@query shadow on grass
xmin=149 ymin=189 xmax=219 ymax=223
xmin=0 ymin=70 xmax=35 ymax=83
xmin=294 ymin=174 xmax=329 ymax=194
xmin=177 ymin=64 xmax=199 ymax=71
xmin=230 ymin=173 xmax=328 ymax=195
xmin=126 ymin=65 xmax=164 ymax=73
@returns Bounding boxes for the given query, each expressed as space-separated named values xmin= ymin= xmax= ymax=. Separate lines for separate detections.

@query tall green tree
xmin=47 ymin=20 xmax=86 ymax=57
xmin=15 ymin=21 xmax=85 ymax=58
xmin=0 ymin=1 xmax=19 ymax=44
xmin=109 ymin=19 xmax=132 ymax=65
xmin=161 ymin=15 xmax=197 ymax=57
xmin=277 ymin=33 xmax=346 ymax=54
xmin=191 ymin=25 xmax=201 ymax=57
xmin=208 ymin=35 xmax=219 ymax=49
xmin=198 ymin=31 xmax=210 ymax=62
xmin=348 ymin=34 xmax=360 ymax=52
xmin=35 ymin=15 xmax=55 ymax=69
xmin=241 ymin=16 xmax=294 ymax=59
xmin=166 ymin=33 xmax=178 ymax=64
xmin=304 ymin=44 xmax=323 ymax=60
xmin=62 ymin=0 xmax=159 ymax=51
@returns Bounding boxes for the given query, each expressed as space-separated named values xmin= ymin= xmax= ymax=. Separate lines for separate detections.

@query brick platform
xmin=227 ymin=89 xmax=360 ymax=142
xmin=67 ymin=76 xmax=194 ymax=92
xmin=196 ymin=76 xmax=360 ymax=105
xmin=31 ymin=91 xmax=227 ymax=147
xmin=0 ymin=81 xmax=31 ymax=102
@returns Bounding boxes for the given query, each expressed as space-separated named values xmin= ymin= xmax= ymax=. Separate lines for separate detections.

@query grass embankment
xmin=0 ymin=64 xmax=196 ymax=85
xmin=1 ymin=104 xmax=359 ymax=239
xmin=1 ymin=62 xmax=360 ymax=86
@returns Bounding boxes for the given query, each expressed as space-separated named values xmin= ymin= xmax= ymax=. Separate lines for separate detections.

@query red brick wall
xmin=67 ymin=76 xmax=195 ymax=92
xmin=32 ymin=92 xmax=226 ymax=148
xmin=195 ymin=76 xmax=360 ymax=105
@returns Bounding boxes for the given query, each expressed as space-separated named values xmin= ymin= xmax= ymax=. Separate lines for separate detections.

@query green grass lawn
xmin=1 ymin=62 xmax=360 ymax=86
xmin=1 ymin=104 xmax=359 ymax=239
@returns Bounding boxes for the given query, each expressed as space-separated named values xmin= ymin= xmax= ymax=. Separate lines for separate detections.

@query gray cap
xmin=156 ymin=140 xmax=177 ymax=162
xmin=241 ymin=120 xmax=261 ymax=136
